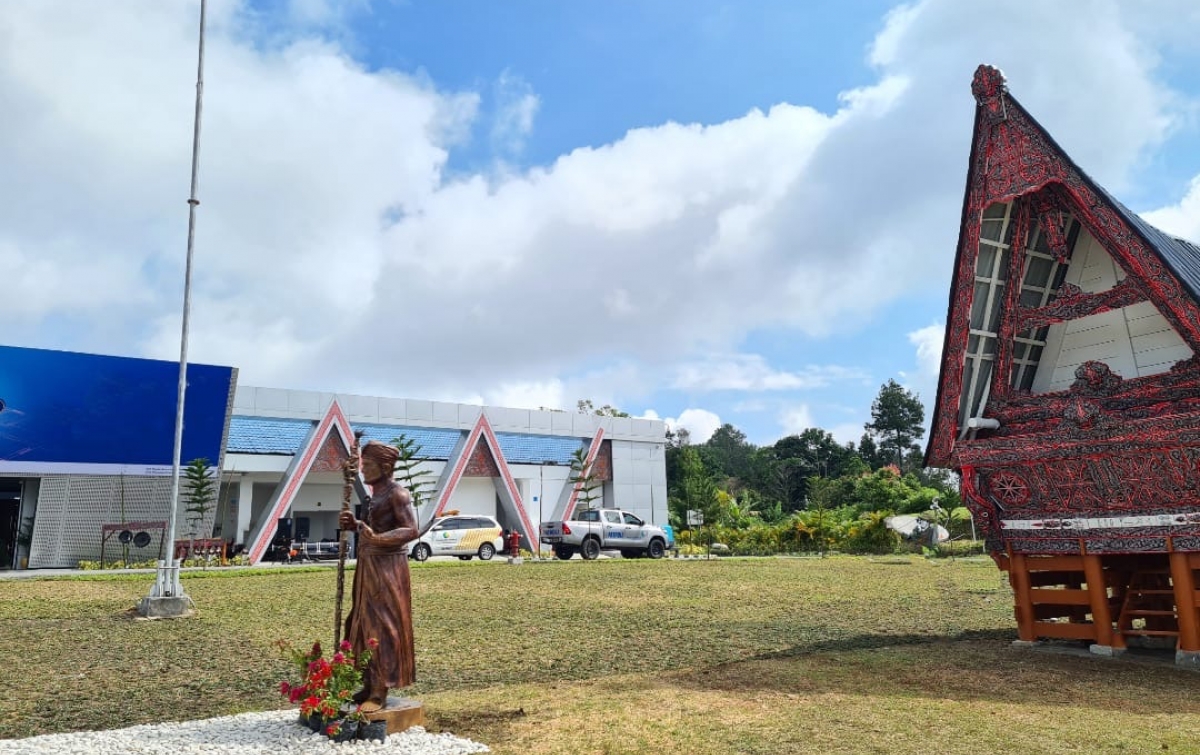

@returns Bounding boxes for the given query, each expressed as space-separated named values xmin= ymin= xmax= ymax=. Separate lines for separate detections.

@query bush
xmin=671 ymin=512 xmax=982 ymax=558
xmin=841 ymin=511 xmax=899 ymax=555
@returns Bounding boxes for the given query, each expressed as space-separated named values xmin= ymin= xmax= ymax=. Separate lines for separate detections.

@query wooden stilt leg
xmin=1169 ymin=551 xmax=1200 ymax=653
xmin=1010 ymin=551 xmax=1037 ymax=641
xmin=1083 ymin=553 xmax=1113 ymax=648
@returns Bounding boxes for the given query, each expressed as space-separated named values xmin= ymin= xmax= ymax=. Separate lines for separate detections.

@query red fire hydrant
xmin=507 ymin=529 xmax=521 ymax=556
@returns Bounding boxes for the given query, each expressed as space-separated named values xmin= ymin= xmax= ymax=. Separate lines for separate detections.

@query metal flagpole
xmin=144 ymin=0 xmax=208 ymax=613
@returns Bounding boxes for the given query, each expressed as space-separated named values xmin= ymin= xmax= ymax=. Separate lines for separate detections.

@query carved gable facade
xmin=927 ymin=65 xmax=1200 ymax=559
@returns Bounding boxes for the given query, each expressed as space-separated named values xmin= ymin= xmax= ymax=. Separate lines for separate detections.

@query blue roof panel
xmin=494 ymin=432 xmax=586 ymax=465
xmin=226 ymin=416 xmax=588 ymax=465
xmin=226 ymin=416 xmax=314 ymax=454
xmin=354 ymin=423 xmax=463 ymax=459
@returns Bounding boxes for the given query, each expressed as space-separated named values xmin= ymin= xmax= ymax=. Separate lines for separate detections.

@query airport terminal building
xmin=0 ymin=345 xmax=668 ymax=569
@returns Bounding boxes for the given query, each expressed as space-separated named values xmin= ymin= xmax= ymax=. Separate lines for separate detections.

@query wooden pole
xmin=334 ymin=430 xmax=364 ymax=648
xmin=1009 ymin=550 xmax=1037 ymax=641
xmin=1169 ymin=550 xmax=1200 ymax=653
xmin=1082 ymin=552 xmax=1114 ymax=648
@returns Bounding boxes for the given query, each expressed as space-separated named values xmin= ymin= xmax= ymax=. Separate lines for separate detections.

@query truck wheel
xmin=581 ymin=538 xmax=601 ymax=560
xmin=478 ymin=542 xmax=496 ymax=561
xmin=555 ymin=546 xmax=575 ymax=560
xmin=647 ymin=539 xmax=666 ymax=559
xmin=412 ymin=543 xmax=431 ymax=562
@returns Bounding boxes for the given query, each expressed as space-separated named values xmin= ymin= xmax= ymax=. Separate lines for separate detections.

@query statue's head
xmin=361 ymin=440 xmax=400 ymax=480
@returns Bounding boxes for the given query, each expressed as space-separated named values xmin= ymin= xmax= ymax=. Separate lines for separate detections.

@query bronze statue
xmin=338 ymin=440 xmax=419 ymax=712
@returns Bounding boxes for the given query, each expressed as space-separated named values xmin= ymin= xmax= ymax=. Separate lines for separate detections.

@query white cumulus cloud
xmin=664 ymin=409 xmax=723 ymax=444
xmin=0 ymin=0 xmax=1196 ymax=427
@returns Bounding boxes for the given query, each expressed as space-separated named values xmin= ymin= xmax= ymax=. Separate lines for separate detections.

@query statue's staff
xmin=334 ymin=429 xmax=365 ymax=649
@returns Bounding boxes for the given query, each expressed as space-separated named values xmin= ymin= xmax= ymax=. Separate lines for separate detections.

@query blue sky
xmin=2 ymin=0 xmax=1199 ymax=448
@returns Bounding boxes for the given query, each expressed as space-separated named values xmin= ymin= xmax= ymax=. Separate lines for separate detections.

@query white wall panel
xmin=379 ymin=398 xmax=407 ymax=422
xmin=609 ymin=417 xmax=633 ymax=437
xmin=551 ymin=411 xmax=574 ymax=433
xmin=458 ymin=404 xmax=482 ymax=427
xmin=571 ymin=413 xmax=599 ymax=437
xmin=447 ymin=477 xmax=497 ymax=517
xmin=431 ymin=402 xmax=458 ymax=425
xmin=342 ymin=394 xmax=380 ymax=420
xmin=407 ymin=400 xmax=433 ymax=422
xmin=1135 ymin=342 xmax=1193 ymax=372
xmin=256 ymin=388 xmax=291 ymax=413
xmin=628 ymin=459 xmax=650 ymax=484
xmin=288 ymin=392 xmax=321 ymax=414
xmin=528 ymin=411 xmax=553 ymax=432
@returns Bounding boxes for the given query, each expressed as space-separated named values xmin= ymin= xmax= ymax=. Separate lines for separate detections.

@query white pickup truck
xmin=539 ymin=508 xmax=672 ymax=560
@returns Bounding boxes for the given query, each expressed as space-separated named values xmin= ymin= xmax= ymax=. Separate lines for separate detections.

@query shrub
xmin=841 ymin=511 xmax=899 ymax=555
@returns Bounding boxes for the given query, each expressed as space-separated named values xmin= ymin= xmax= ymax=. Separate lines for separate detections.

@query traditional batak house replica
xmin=926 ymin=65 xmax=1200 ymax=667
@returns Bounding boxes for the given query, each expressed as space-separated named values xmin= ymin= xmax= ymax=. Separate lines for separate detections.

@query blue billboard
xmin=0 ymin=345 xmax=236 ymax=476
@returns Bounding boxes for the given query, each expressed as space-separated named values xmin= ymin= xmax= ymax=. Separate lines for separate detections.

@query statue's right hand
xmin=339 ymin=511 xmax=357 ymax=530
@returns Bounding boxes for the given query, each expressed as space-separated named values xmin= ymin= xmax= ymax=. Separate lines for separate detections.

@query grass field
xmin=2 ymin=556 xmax=1199 ymax=754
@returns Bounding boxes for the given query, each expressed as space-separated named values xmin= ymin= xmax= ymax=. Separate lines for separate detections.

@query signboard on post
xmin=686 ymin=509 xmax=704 ymax=526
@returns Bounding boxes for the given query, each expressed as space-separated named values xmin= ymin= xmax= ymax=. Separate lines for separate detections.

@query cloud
xmin=1142 ymin=176 xmax=1200 ymax=243
xmin=0 ymin=0 xmax=1196 ymax=428
xmin=490 ymin=70 xmax=540 ymax=157
xmin=483 ymin=379 xmax=566 ymax=412
xmin=827 ymin=422 xmax=866 ymax=447
xmin=907 ymin=324 xmax=945 ymax=380
xmin=778 ymin=404 xmax=815 ymax=438
xmin=663 ymin=409 xmax=722 ymax=444
xmin=673 ymin=354 xmax=870 ymax=392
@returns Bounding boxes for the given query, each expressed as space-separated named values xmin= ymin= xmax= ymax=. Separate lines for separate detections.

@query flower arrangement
xmin=276 ymin=637 xmax=382 ymax=741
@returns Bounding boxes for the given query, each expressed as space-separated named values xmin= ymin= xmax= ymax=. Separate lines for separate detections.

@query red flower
xmin=366 ymin=637 xmax=379 ymax=650
xmin=339 ymin=640 xmax=352 ymax=652
xmin=332 ymin=652 xmax=346 ymax=665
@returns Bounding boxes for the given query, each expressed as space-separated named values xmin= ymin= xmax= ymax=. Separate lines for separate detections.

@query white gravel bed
xmin=0 ymin=711 xmax=489 ymax=755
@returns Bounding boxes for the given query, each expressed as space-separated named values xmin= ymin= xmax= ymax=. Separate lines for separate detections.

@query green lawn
xmin=3 ymin=556 xmax=1198 ymax=754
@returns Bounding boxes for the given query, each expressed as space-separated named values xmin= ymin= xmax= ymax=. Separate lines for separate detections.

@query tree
xmin=864 ymin=379 xmax=926 ymax=471
xmin=699 ymin=423 xmax=756 ymax=483
xmin=568 ymin=447 xmax=601 ymax=513
xmin=856 ymin=433 xmax=887 ymax=471
xmin=183 ymin=457 xmax=217 ymax=562
xmin=666 ymin=426 xmax=691 ymax=448
xmin=667 ymin=446 xmax=722 ymax=531
xmin=390 ymin=434 xmax=436 ymax=508
xmin=805 ymin=476 xmax=838 ymax=557
xmin=576 ymin=399 xmax=630 ymax=417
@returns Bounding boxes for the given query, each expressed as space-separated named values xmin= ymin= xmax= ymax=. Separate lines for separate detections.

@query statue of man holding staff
xmin=339 ymin=440 xmax=419 ymax=712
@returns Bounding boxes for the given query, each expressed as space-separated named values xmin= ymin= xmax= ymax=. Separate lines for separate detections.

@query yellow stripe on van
xmin=458 ymin=528 xmax=500 ymax=551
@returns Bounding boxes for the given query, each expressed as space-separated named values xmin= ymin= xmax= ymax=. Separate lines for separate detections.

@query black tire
xmin=458 ymin=555 xmax=473 ymax=561
xmin=581 ymin=538 xmax=601 ymax=560
xmin=647 ymin=539 xmax=666 ymax=559
xmin=555 ymin=546 xmax=575 ymax=560
xmin=478 ymin=542 xmax=496 ymax=561
xmin=411 ymin=543 xmax=431 ymax=562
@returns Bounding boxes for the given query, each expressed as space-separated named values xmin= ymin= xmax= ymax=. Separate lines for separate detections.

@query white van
xmin=409 ymin=515 xmax=503 ymax=562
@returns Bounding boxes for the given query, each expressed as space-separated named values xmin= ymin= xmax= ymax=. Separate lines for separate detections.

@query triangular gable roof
xmin=926 ymin=65 xmax=1200 ymax=468
xmin=428 ymin=412 xmax=540 ymax=551
xmin=548 ymin=427 xmax=606 ymax=522
xmin=246 ymin=399 xmax=360 ymax=564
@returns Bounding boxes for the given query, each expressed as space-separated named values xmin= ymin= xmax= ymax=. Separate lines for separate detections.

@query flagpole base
xmin=137 ymin=560 xmax=192 ymax=618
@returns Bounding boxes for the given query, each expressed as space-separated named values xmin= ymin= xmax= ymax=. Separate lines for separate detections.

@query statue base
xmin=364 ymin=696 xmax=424 ymax=734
